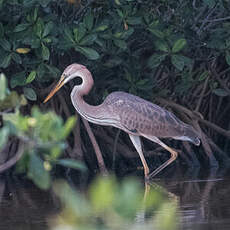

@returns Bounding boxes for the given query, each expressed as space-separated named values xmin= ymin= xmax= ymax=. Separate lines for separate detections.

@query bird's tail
xmin=184 ymin=126 xmax=201 ymax=146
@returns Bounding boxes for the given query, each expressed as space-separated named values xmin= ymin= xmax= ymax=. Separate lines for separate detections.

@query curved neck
xmin=74 ymin=67 xmax=94 ymax=96
xmin=70 ymin=69 xmax=107 ymax=124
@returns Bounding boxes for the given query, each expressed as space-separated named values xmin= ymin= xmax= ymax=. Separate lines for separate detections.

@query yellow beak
xmin=43 ymin=75 xmax=65 ymax=103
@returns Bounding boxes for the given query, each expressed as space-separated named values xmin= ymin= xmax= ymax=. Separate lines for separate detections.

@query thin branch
xmin=0 ymin=142 xmax=24 ymax=173
xmin=205 ymin=16 xmax=230 ymax=22
xmin=112 ymin=129 xmax=121 ymax=170
xmin=195 ymin=75 xmax=209 ymax=112
xmin=81 ymin=117 xmax=108 ymax=174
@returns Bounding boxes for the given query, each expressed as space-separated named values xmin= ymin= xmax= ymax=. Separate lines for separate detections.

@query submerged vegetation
xmin=0 ymin=0 xmax=230 ymax=187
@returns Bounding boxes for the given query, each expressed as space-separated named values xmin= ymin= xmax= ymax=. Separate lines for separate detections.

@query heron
xmin=44 ymin=63 xmax=200 ymax=179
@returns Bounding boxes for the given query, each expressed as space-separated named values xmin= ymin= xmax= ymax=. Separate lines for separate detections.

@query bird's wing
xmin=104 ymin=92 xmax=186 ymax=137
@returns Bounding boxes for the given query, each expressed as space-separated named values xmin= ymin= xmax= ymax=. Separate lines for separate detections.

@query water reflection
xmin=0 ymin=178 xmax=59 ymax=230
xmin=1 ymin=167 xmax=230 ymax=230
xmin=147 ymin=167 xmax=230 ymax=230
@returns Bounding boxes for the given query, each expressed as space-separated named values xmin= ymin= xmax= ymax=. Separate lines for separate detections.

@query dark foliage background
xmin=0 ymin=0 xmax=230 ymax=186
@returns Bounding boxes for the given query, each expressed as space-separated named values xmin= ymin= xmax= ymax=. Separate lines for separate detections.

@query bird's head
xmin=43 ymin=64 xmax=87 ymax=103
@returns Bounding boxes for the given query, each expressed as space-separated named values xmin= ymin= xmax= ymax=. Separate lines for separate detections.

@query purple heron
xmin=44 ymin=63 xmax=200 ymax=179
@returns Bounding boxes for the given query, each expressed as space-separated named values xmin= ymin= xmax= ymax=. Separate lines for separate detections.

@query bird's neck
xmin=70 ymin=70 xmax=107 ymax=124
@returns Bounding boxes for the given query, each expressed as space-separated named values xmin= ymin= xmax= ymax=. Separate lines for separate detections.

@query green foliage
xmin=0 ymin=0 xmax=228 ymax=101
xmin=0 ymin=74 xmax=86 ymax=189
xmin=51 ymin=176 xmax=178 ymax=230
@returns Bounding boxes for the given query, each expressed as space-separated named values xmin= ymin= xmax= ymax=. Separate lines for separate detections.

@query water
xmin=1 ymin=167 xmax=230 ymax=230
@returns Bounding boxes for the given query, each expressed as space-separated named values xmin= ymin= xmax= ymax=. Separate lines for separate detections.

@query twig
xmin=81 ymin=117 xmax=108 ymax=174
xmin=195 ymin=75 xmax=209 ymax=112
xmin=197 ymin=4 xmax=217 ymax=35
xmin=205 ymin=16 xmax=230 ymax=22
xmin=199 ymin=119 xmax=230 ymax=138
xmin=0 ymin=142 xmax=24 ymax=173
xmin=211 ymin=68 xmax=230 ymax=94
xmin=112 ymin=129 xmax=121 ymax=170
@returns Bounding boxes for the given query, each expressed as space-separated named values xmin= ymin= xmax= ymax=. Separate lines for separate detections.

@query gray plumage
xmin=102 ymin=91 xmax=200 ymax=145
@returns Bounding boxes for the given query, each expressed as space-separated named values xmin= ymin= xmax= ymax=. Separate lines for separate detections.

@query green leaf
xmin=28 ymin=153 xmax=51 ymax=190
xmin=148 ymin=28 xmax=164 ymax=39
xmin=43 ymin=21 xmax=53 ymax=37
xmin=147 ymin=53 xmax=167 ymax=68
xmin=33 ymin=7 xmax=38 ymax=21
xmin=84 ymin=12 xmax=94 ymax=31
xmin=0 ymin=73 xmax=7 ymax=100
xmin=45 ymin=64 xmax=61 ymax=77
xmin=225 ymin=51 xmax=230 ymax=66
xmin=89 ymin=177 xmax=116 ymax=212
xmin=172 ymin=38 xmax=187 ymax=53
xmin=213 ymin=88 xmax=229 ymax=97
xmin=0 ymin=54 xmax=12 ymax=68
xmin=95 ymin=25 xmax=108 ymax=32
xmin=23 ymin=87 xmax=37 ymax=101
xmin=10 ymin=71 xmax=26 ymax=88
xmin=35 ymin=18 xmax=44 ymax=38
xmin=41 ymin=43 xmax=50 ymax=60
xmin=171 ymin=54 xmax=185 ymax=71
xmin=63 ymin=116 xmax=76 ymax=138
xmin=79 ymin=34 xmax=97 ymax=46
xmin=64 ymin=27 xmax=75 ymax=43
xmin=14 ymin=23 xmax=30 ymax=32
xmin=116 ymin=9 xmax=124 ymax=18
xmin=115 ymin=0 xmax=121 ymax=5
xmin=154 ymin=40 xmax=169 ymax=52
xmin=12 ymin=53 xmax=22 ymax=64
xmin=126 ymin=17 xmax=142 ymax=25
xmin=78 ymin=24 xmax=87 ymax=41
xmin=113 ymin=39 xmax=127 ymax=49
xmin=120 ymin=28 xmax=134 ymax=39
xmin=0 ymin=38 xmax=11 ymax=51
xmin=75 ymin=46 xmax=100 ymax=60
xmin=56 ymin=159 xmax=87 ymax=171
xmin=26 ymin=71 xmax=36 ymax=84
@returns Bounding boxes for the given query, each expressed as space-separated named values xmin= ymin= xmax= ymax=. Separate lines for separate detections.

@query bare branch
xmin=0 ymin=142 xmax=24 ymax=173
xmin=81 ymin=117 xmax=108 ymax=174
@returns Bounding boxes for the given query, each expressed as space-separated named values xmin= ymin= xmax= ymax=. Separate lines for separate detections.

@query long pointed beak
xmin=43 ymin=76 xmax=65 ymax=103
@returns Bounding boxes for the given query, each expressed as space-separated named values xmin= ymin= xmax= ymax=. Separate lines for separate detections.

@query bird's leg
xmin=143 ymin=135 xmax=178 ymax=179
xmin=129 ymin=134 xmax=150 ymax=177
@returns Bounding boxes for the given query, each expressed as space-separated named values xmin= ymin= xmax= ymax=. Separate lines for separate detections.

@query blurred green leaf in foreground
xmin=0 ymin=74 xmax=86 ymax=189
xmin=51 ymin=176 xmax=179 ymax=230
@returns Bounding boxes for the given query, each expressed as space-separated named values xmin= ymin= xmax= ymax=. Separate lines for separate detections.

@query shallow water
xmin=1 ymin=167 xmax=230 ymax=230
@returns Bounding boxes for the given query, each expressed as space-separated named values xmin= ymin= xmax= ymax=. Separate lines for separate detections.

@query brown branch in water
xmin=192 ymin=120 xmax=218 ymax=166
xmin=0 ymin=141 xmax=24 ymax=173
xmin=81 ymin=118 xmax=108 ymax=174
